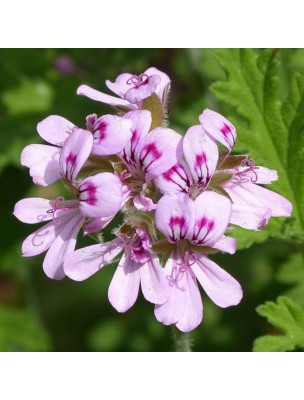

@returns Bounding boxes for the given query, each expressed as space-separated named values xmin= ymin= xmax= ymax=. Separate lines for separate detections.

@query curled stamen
xmin=235 ymin=158 xmax=259 ymax=183
xmin=47 ymin=196 xmax=77 ymax=224
xmin=126 ymin=73 xmax=149 ymax=86
xmin=177 ymin=251 xmax=197 ymax=279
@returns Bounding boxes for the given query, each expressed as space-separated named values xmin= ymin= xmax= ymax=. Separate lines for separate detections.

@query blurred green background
xmin=0 ymin=49 xmax=303 ymax=351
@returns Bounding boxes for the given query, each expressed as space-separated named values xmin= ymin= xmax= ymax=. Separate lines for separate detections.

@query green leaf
xmin=2 ymin=78 xmax=54 ymax=115
xmin=0 ymin=306 xmax=52 ymax=351
xmin=253 ymin=296 xmax=304 ymax=352
xmin=276 ymin=252 xmax=304 ymax=306
xmin=212 ymin=49 xmax=304 ymax=249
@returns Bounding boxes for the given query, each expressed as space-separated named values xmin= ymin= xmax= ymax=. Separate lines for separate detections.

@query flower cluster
xmin=14 ymin=67 xmax=292 ymax=332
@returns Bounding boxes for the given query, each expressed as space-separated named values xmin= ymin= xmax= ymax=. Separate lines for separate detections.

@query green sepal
xmin=220 ymin=154 xmax=248 ymax=170
xmin=210 ymin=170 xmax=233 ymax=186
xmin=142 ymin=93 xmax=164 ymax=129
xmin=189 ymin=244 xmax=219 ymax=254
xmin=207 ymin=186 xmax=231 ymax=199
xmin=151 ymin=240 xmax=174 ymax=254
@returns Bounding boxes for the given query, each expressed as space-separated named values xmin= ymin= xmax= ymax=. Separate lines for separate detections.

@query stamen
xmin=177 ymin=251 xmax=197 ymax=279
xmin=126 ymin=73 xmax=149 ymax=86
xmin=47 ymin=196 xmax=76 ymax=224
xmin=235 ymin=158 xmax=258 ymax=183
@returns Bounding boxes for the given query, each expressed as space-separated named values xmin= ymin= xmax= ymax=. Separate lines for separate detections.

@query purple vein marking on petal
xmin=163 ymin=164 xmax=191 ymax=193
xmin=122 ymin=129 xmax=138 ymax=166
xmin=65 ymin=152 xmax=77 ymax=181
xmin=79 ymin=181 xmax=97 ymax=206
xmin=169 ymin=216 xmax=187 ymax=242
xmin=220 ymin=123 xmax=235 ymax=148
xmin=192 ymin=217 xmax=215 ymax=244
xmin=194 ymin=152 xmax=211 ymax=188
xmin=139 ymin=142 xmax=162 ymax=172
xmin=93 ymin=120 xmax=107 ymax=144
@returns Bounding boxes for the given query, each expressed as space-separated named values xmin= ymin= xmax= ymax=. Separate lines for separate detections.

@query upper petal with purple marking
xmin=91 ymin=115 xmax=132 ymax=156
xmin=78 ymin=172 xmax=123 ymax=218
xmin=136 ymin=127 xmax=183 ymax=182
xmin=191 ymin=191 xmax=232 ymax=246
xmin=199 ymin=109 xmax=236 ymax=151
xmin=155 ymin=161 xmax=192 ymax=195
xmin=155 ymin=194 xmax=195 ymax=243
xmin=183 ymin=125 xmax=219 ymax=192
xmin=59 ymin=128 xmax=93 ymax=184
xmin=121 ymin=110 xmax=152 ymax=166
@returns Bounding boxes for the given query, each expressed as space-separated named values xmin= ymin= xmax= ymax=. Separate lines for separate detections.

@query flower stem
xmin=171 ymin=326 xmax=193 ymax=352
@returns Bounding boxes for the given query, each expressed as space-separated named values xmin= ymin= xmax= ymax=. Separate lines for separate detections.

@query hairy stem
xmin=171 ymin=326 xmax=193 ymax=352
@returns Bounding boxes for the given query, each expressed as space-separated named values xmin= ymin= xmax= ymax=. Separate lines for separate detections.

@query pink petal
xmin=77 ymin=84 xmax=136 ymax=109
xmin=255 ymin=166 xmax=278 ymax=184
xmin=192 ymin=192 xmax=232 ymax=247
xmin=22 ymin=221 xmax=58 ymax=257
xmin=121 ymin=110 xmax=152 ymax=165
xmin=230 ymin=203 xmax=271 ymax=231
xmin=212 ymin=235 xmax=237 ymax=254
xmin=155 ymin=161 xmax=192 ymax=195
xmin=144 ymin=67 xmax=170 ymax=100
xmin=13 ymin=198 xmax=54 ymax=224
xmin=140 ymin=253 xmax=170 ymax=305
xmin=64 ymin=238 xmax=124 ymax=281
xmin=224 ymin=181 xmax=292 ymax=217
xmin=154 ymin=254 xmax=186 ymax=325
xmin=78 ymin=172 xmax=122 ymax=218
xmin=155 ymin=193 xmax=195 ymax=243
xmin=137 ymin=127 xmax=183 ymax=182
xmin=37 ymin=115 xmax=74 ymax=146
xmin=21 ymin=144 xmax=61 ymax=186
xmin=43 ymin=213 xmax=85 ymax=280
xmin=21 ymin=209 xmax=79 ymax=257
xmin=199 ymin=109 xmax=236 ymax=151
xmin=124 ymin=75 xmax=161 ymax=104
xmin=92 ymin=115 xmax=132 ymax=156
xmin=183 ymin=125 xmax=219 ymax=190
xmin=191 ymin=253 xmax=243 ymax=308
xmin=108 ymin=252 xmax=141 ymax=312
xmin=59 ymin=128 xmax=93 ymax=183
xmin=175 ymin=271 xmax=203 ymax=333
xmin=105 ymin=73 xmax=133 ymax=97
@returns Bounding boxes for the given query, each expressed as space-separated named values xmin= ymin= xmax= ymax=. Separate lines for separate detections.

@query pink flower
xmin=77 ymin=67 xmax=170 ymax=111
xmin=154 ymin=192 xmax=243 ymax=332
xmin=64 ymin=228 xmax=169 ymax=312
xmin=14 ymin=129 xmax=123 ymax=280
xmin=223 ymin=158 xmax=292 ymax=230
xmin=156 ymin=110 xmax=292 ymax=231
xmin=21 ymin=114 xmax=132 ymax=186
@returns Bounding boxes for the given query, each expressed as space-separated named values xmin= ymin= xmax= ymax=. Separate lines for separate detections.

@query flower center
xmin=118 ymin=231 xmax=151 ymax=264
